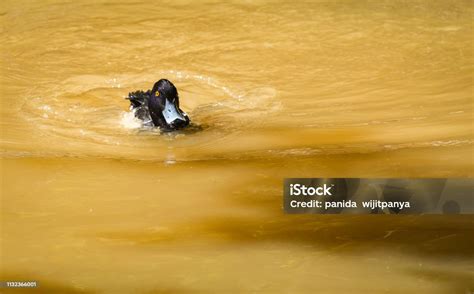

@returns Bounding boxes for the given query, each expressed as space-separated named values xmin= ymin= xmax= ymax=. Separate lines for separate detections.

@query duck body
xmin=126 ymin=79 xmax=190 ymax=131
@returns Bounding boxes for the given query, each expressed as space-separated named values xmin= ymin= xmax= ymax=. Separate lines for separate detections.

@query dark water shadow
xmin=199 ymin=173 xmax=474 ymax=259
xmin=194 ymin=214 xmax=474 ymax=258
xmin=97 ymin=214 xmax=474 ymax=260
xmin=135 ymin=123 xmax=206 ymax=136
xmin=96 ymin=160 xmax=474 ymax=259
xmin=403 ymin=267 xmax=474 ymax=292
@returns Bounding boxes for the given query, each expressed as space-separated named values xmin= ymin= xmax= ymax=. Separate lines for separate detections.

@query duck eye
xmin=155 ymin=91 xmax=160 ymax=97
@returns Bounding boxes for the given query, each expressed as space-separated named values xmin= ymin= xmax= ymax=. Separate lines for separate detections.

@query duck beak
xmin=162 ymin=98 xmax=186 ymax=125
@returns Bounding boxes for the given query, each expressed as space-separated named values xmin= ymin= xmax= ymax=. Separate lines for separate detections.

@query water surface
xmin=1 ymin=0 xmax=473 ymax=293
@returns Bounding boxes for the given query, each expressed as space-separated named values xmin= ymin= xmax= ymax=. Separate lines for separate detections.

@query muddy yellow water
xmin=1 ymin=0 xmax=473 ymax=293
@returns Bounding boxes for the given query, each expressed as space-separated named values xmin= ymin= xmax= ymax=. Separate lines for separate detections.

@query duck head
xmin=149 ymin=79 xmax=189 ymax=131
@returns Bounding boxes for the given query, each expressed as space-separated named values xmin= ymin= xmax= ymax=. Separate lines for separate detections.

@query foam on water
xmin=120 ymin=110 xmax=142 ymax=129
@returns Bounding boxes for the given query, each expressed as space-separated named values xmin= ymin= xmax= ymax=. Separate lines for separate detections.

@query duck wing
xmin=126 ymin=90 xmax=153 ymax=126
xmin=127 ymin=90 xmax=150 ymax=108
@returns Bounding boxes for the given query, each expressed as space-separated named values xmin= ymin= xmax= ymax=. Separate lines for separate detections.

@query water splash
xmin=120 ymin=110 xmax=142 ymax=129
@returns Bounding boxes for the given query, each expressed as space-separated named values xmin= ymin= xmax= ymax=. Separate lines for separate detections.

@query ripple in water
xmin=15 ymin=70 xmax=280 ymax=161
